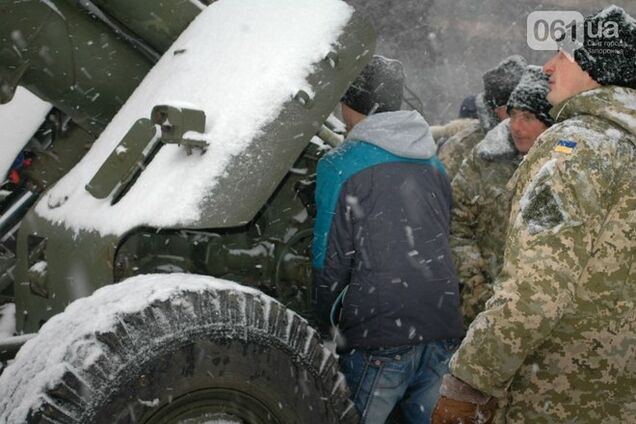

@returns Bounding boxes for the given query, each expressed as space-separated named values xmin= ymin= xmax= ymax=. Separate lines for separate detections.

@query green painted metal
xmin=24 ymin=116 xmax=97 ymax=190
xmin=113 ymin=142 xmax=324 ymax=320
xmin=86 ymin=106 xmax=209 ymax=200
xmin=10 ymin=5 xmax=376 ymax=338
xmin=189 ymin=15 xmax=375 ymax=229
xmin=0 ymin=0 xmax=153 ymax=135
xmin=84 ymin=0 xmax=207 ymax=53
xmin=151 ymin=105 xmax=208 ymax=153
xmin=15 ymin=212 xmax=120 ymax=333
xmin=85 ymin=118 xmax=159 ymax=200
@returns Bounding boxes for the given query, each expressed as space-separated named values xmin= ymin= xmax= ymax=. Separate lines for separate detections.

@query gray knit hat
xmin=559 ymin=6 xmax=636 ymax=89
xmin=341 ymin=55 xmax=405 ymax=115
xmin=507 ymin=66 xmax=554 ymax=127
xmin=482 ymin=55 xmax=528 ymax=108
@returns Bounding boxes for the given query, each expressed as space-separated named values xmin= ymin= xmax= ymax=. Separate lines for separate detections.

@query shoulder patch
xmin=518 ymin=158 xmax=565 ymax=235
xmin=522 ymin=185 xmax=564 ymax=235
xmin=554 ymin=139 xmax=577 ymax=154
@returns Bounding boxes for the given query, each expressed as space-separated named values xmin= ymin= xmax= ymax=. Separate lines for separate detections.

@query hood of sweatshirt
xmin=345 ymin=110 xmax=436 ymax=159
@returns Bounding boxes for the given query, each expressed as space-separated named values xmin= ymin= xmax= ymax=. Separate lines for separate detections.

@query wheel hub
xmin=143 ymin=388 xmax=281 ymax=424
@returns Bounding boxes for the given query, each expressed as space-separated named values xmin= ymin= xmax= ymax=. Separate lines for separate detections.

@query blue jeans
xmin=339 ymin=339 xmax=460 ymax=424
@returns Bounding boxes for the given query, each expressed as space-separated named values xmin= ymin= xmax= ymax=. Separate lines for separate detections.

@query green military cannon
xmin=0 ymin=0 xmax=375 ymax=422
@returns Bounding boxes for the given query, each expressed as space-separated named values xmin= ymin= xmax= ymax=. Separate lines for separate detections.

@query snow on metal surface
xmin=188 ymin=0 xmax=206 ymax=11
xmin=0 ymin=87 xmax=51 ymax=181
xmin=0 ymin=303 xmax=15 ymax=339
xmin=0 ymin=273 xmax=270 ymax=423
xmin=36 ymin=0 xmax=353 ymax=235
xmin=40 ymin=0 xmax=65 ymax=19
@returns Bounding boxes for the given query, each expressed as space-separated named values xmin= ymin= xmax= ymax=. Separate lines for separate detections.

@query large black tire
xmin=0 ymin=274 xmax=357 ymax=423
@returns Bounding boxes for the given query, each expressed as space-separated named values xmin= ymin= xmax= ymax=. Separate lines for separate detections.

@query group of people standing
xmin=311 ymin=4 xmax=635 ymax=424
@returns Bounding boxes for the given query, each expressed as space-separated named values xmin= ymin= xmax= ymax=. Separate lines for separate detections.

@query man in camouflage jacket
xmin=451 ymin=66 xmax=553 ymax=324
xmin=433 ymin=6 xmax=636 ymax=423
xmin=438 ymin=56 xmax=527 ymax=179
xmin=432 ymin=95 xmax=479 ymax=148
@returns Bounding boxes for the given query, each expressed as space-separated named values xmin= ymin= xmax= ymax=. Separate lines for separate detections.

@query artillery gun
xmin=0 ymin=0 xmax=375 ymax=422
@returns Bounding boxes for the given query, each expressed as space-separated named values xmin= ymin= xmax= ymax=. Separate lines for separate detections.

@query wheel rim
xmin=143 ymin=387 xmax=282 ymax=424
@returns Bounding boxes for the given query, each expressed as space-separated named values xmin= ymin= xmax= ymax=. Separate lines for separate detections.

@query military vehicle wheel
xmin=0 ymin=274 xmax=357 ymax=424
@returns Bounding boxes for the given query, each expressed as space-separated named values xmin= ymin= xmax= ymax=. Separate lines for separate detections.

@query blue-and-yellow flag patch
xmin=554 ymin=140 xmax=577 ymax=154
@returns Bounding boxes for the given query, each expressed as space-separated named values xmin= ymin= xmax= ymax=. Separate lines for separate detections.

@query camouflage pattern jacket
xmin=449 ymin=85 xmax=636 ymax=423
xmin=438 ymin=94 xmax=498 ymax=179
xmin=437 ymin=120 xmax=484 ymax=179
xmin=432 ymin=118 xmax=478 ymax=148
xmin=450 ymin=119 xmax=521 ymax=324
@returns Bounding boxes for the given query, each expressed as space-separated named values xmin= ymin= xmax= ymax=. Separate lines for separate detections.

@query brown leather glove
xmin=431 ymin=375 xmax=498 ymax=424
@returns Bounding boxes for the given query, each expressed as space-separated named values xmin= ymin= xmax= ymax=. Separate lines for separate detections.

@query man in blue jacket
xmin=312 ymin=56 xmax=464 ymax=424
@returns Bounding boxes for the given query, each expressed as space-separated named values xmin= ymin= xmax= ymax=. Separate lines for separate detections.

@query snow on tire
xmin=0 ymin=274 xmax=357 ymax=423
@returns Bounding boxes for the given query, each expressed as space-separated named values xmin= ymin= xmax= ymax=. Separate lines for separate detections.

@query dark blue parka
xmin=312 ymin=110 xmax=464 ymax=351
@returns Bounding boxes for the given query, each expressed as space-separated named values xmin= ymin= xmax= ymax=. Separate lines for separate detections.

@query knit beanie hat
xmin=482 ymin=55 xmax=528 ymax=108
xmin=560 ymin=6 xmax=636 ymax=89
xmin=475 ymin=92 xmax=499 ymax=132
xmin=507 ymin=65 xmax=554 ymax=127
xmin=341 ymin=55 xmax=405 ymax=115
xmin=459 ymin=95 xmax=478 ymax=119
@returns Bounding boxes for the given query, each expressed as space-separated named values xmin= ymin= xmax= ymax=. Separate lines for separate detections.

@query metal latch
xmin=85 ymin=105 xmax=208 ymax=201
xmin=151 ymin=105 xmax=208 ymax=155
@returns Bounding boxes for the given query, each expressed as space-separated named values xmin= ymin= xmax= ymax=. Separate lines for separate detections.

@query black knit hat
xmin=459 ymin=95 xmax=478 ymax=119
xmin=566 ymin=6 xmax=636 ymax=89
xmin=483 ymin=55 xmax=528 ymax=108
xmin=341 ymin=55 xmax=405 ymax=115
xmin=507 ymin=65 xmax=554 ymax=127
